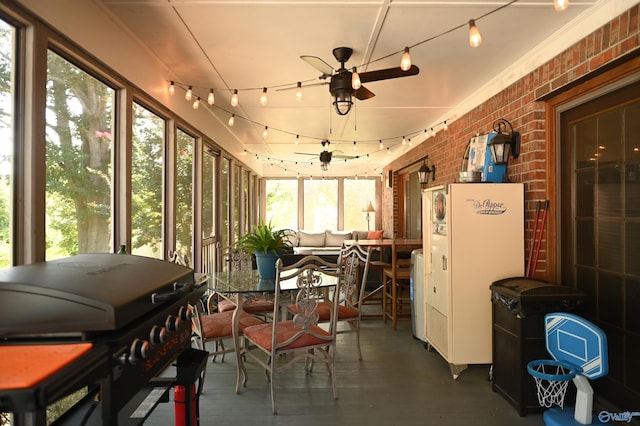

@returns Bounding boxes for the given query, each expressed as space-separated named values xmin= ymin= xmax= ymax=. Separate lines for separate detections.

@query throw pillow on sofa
xmin=367 ymin=230 xmax=384 ymax=239
xmin=325 ymin=230 xmax=352 ymax=247
xmin=297 ymin=231 xmax=325 ymax=247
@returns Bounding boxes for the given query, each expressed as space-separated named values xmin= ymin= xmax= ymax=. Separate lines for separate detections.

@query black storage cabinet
xmin=490 ymin=277 xmax=584 ymax=416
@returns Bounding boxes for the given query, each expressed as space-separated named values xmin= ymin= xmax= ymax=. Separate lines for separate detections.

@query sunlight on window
xmin=0 ymin=20 xmax=14 ymax=268
xmin=45 ymin=51 xmax=114 ymax=259
xmin=131 ymin=102 xmax=164 ymax=258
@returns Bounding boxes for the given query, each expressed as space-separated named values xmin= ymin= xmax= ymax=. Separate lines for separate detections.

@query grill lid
xmin=0 ymin=254 xmax=195 ymax=337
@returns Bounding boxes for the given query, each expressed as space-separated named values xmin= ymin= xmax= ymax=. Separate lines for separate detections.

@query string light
xmin=352 ymin=67 xmax=361 ymax=90
xmin=207 ymin=89 xmax=215 ymax=105
xmin=169 ymin=81 xmax=175 ymax=95
xmin=228 ymin=114 xmax=235 ymax=126
xmin=263 ymin=126 xmax=269 ymax=139
xmin=469 ymin=19 xmax=482 ymax=47
xmin=387 ymin=147 xmax=391 ymax=155
xmin=231 ymin=89 xmax=239 ymax=107
xmin=296 ymin=82 xmax=303 ymax=101
xmin=379 ymin=140 xmax=383 ymax=150
xmin=260 ymin=87 xmax=268 ymax=106
xmin=295 ymin=134 xmax=299 ymax=145
xmin=554 ymin=0 xmax=569 ymax=11
xmin=185 ymin=86 xmax=193 ymax=101
xmin=192 ymin=97 xmax=200 ymax=109
xmin=443 ymin=120 xmax=448 ymax=131
xmin=401 ymin=47 xmax=411 ymax=71
xmin=353 ymin=141 xmax=357 ymax=151
xmin=402 ymin=136 xmax=406 ymax=145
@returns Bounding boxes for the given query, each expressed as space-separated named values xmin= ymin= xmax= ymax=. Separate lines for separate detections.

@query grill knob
xmin=129 ymin=338 xmax=150 ymax=364
xmin=150 ymin=325 xmax=167 ymax=345
xmin=165 ymin=315 xmax=181 ymax=332
xmin=178 ymin=305 xmax=192 ymax=322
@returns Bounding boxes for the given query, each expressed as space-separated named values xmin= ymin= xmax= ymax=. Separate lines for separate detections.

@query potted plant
xmin=238 ymin=220 xmax=293 ymax=279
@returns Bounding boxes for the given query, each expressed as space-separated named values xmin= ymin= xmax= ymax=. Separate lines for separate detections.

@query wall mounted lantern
xmin=417 ymin=156 xmax=436 ymax=187
xmin=489 ymin=118 xmax=521 ymax=165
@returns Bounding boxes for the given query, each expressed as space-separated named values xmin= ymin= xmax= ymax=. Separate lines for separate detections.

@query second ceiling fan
xmin=301 ymin=47 xmax=419 ymax=115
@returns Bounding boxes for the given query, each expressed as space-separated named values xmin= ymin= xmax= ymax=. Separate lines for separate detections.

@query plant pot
xmin=254 ymin=251 xmax=279 ymax=280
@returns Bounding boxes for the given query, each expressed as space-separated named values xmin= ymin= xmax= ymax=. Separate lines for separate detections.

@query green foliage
xmin=238 ymin=220 xmax=293 ymax=255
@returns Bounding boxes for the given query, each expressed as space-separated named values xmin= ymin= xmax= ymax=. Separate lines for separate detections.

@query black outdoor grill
xmin=0 ymin=253 xmax=208 ymax=425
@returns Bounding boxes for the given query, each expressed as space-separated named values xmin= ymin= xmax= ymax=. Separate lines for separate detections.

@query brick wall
xmin=384 ymin=4 xmax=640 ymax=278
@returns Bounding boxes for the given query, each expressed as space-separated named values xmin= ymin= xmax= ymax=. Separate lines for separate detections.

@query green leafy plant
xmin=238 ymin=220 xmax=293 ymax=255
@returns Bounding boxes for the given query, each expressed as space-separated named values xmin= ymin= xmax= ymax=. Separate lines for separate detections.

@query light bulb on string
xmin=231 ymin=89 xmax=239 ymax=107
xmin=352 ymin=67 xmax=361 ymax=90
xmin=263 ymin=126 xmax=268 ymax=139
xmin=401 ymin=47 xmax=412 ymax=71
xmin=554 ymin=0 xmax=569 ymax=11
xmin=430 ymin=127 xmax=436 ymax=138
xmin=228 ymin=114 xmax=235 ymax=126
xmin=168 ymin=81 xmax=175 ymax=96
xmin=409 ymin=138 xmax=413 ymax=147
xmin=469 ymin=19 xmax=482 ymax=47
xmin=379 ymin=140 xmax=383 ymax=150
xmin=402 ymin=136 xmax=406 ymax=145
xmin=207 ymin=89 xmax=215 ymax=105
xmin=353 ymin=141 xmax=357 ymax=151
xmin=260 ymin=87 xmax=268 ymax=106
xmin=185 ymin=86 xmax=193 ymax=101
xmin=387 ymin=147 xmax=391 ymax=155
xmin=295 ymin=135 xmax=299 ymax=145
xmin=192 ymin=97 xmax=200 ymax=109
xmin=443 ymin=120 xmax=448 ymax=131
xmin=296 ymin=82 xmax=303 ymax=101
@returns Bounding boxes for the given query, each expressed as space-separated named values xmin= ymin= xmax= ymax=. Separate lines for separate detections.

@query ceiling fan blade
xmin=293 ymin=152 xmax=318 ymax=156
xmin=354 ymin=85 xmax=375 ymax=100
xmin=359 ymin=65 xmax=419 ymax=83
xmin=333 ymin=154 xmax=357 ymax=159
xmin=300 ymin=55 xmax=334 ymax=78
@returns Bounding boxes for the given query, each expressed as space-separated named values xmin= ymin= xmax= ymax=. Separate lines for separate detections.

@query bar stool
xmin=382 ymin=241 xmax=413 ymax=330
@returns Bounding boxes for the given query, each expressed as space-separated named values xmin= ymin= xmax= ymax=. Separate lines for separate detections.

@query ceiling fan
xmin=295 ymin=140 xmax=355 ymax=171
xmin=300 ymin=47 xmax=419 ymax=115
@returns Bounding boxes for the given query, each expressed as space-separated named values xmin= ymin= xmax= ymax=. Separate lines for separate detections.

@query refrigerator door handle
xmin=442 ymin=255 xmax=447 ymax=271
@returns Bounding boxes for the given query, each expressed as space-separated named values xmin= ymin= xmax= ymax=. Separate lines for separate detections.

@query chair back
xmin=216 ymin=241 xmax=253 ymax=272
xmin=338 ymin=243 xmax=372 ymax=311
xmin=272 ymin=255 xmax=343 ymax=351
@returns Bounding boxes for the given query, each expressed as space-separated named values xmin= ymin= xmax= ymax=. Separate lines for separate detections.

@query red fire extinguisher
xmin=174 ymin=384 xmax=197 ymax=426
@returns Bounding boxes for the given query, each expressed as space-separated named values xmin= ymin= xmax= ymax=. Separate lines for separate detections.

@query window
xmin=344 ymin=179 xmax=376 ymax=230
xmin=131 ymin=102 xmax=164 ymax=258
xmin=233 ymin=163 xmax=241 ymax=242
xmin=176 ymin=129 xmax=194 ymax=263
xmin=265 ymin=179 xmax=298 ymax=230
xmin=202 ymin=151 xmax=215 ymax=239
xmin=220 ymin=157 xmax=230 ymax=247
xmin=303 ymin=179 xmax=337 ymax=230
xmin=0 ymin=19 xmax=14 ymax=267
xmin=46 ymin=51 xmax=114 ymax=259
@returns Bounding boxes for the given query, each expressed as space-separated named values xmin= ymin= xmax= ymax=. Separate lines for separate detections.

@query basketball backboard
xmin=545 ymin=313 xmax=608 ymax=380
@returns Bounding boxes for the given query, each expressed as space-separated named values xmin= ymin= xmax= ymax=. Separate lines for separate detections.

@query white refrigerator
xmin=422 ymin=183 xmax=524 ymax=379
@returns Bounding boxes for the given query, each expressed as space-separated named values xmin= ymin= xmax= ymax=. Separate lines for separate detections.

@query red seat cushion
xmin=287 ymin=302 xmax=358 ymax=321
xmin=199 ymin=311 xmax=264 ymax=339
xmin=243 ymin=321 xmax=331 ymax=351
xmin=218 ymin=298 xmax=274 ymax=314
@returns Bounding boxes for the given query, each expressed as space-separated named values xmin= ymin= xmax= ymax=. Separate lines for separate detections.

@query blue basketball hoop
xmin=527 ymin=359 xmax=578 ymax=408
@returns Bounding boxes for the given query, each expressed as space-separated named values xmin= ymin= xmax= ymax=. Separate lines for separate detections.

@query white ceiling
xmin=99 ymin=0 xmax=600 ymax=177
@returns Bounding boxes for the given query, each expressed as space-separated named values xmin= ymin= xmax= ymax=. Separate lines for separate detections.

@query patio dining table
xmin=209 ymin=267 xmax=338 ymax=393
